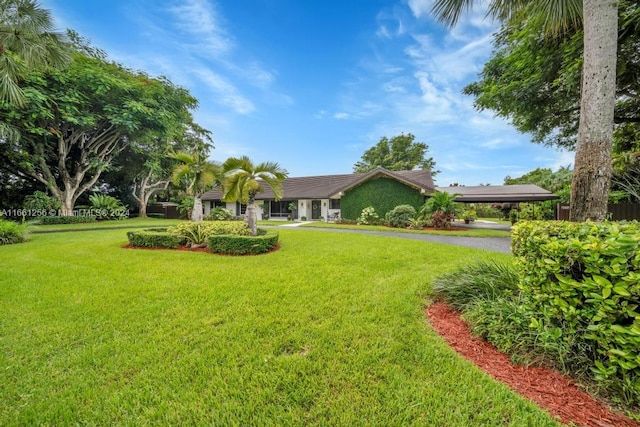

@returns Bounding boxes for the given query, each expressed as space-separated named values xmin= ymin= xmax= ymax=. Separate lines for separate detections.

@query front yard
xmin=0 ymin=226 xmax=559 ymax=425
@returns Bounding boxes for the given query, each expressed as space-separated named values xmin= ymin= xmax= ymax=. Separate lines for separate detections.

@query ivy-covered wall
xmin=341 ymin=177 xmax=426 ymax=220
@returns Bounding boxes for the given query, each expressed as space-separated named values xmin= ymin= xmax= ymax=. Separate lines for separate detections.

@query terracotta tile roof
xmin=201 ymin=167 xmax=435 ymax=200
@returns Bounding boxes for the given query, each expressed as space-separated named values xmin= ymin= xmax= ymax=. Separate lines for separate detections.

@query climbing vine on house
xmin=340 ymin=177 xmax=425 ymax=220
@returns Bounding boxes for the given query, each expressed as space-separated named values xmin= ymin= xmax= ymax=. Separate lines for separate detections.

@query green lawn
xmin=0 ymin=228 xmax=559 ymax=425
xmin=30 ymin=216 xmax=183 ymax=233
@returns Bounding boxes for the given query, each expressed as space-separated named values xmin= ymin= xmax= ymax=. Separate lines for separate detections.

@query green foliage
xmin=385 ymin=204 xmax=417 ymax=228
xmin=126 ymin=229 xmax=184 ymax=248
xmin=23 ymin=191 xmax=61 ymax=211
xmin=432 ymin=261 xmax=519 ymax=312
xmin=169 ymin=220 xmax=251 ymax=246
xmin=512 ymin=220 xmax=640 ymax=406
xmin=207 ymin=229 xmax=279 ymax=255
xmin=462 ymin=209 xmax=477 ymax=221
xmin=341 ymin=177 xmax=425 ymax=220
xmin=0 ymin=219 xmax=28 ymax=244
xmin=88 ymin=193 xmax=127 ymax=220
xmin=517 ymin=203 xmax=547 ymax=221
xmin=38 ymin=215 xmax=96 ymax=225
xmin=356 ymin=206 xmax=380 ymax=225
xmin=353 ymin=133 xmax=438 ymax=175
xmin=206 ymin=207 xmax=233 ymax=221
xmin=420 ymin=191 xmax=461 ymax=229
xmin=177 ymin=197 xmax=194 ymax=218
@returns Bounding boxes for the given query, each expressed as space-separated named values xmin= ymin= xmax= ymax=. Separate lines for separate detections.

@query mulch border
xmin=426 ymin=301 xmax=639 ymax=427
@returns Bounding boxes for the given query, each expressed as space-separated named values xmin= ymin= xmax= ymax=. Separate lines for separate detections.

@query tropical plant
xmin=221 ymin=156 xmax=288 ymax=236
xmin=419 ymin=190 xmax=461 ymax=229
xmin=88 ymin=193 xmax=127 ymax=220
xmin=170 ymin=149 xmax=222 ymax=222
xmin=431 ymin=0 xmax=618 ymax=221
xmin=0 ymin=0 xmax=69 ymax=107
xmin=462 ymin=209 xmax=477 ymax=223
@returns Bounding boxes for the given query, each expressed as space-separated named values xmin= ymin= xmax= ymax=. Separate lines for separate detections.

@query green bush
xmin=126 ymin=229 xmax=184 ymax=248
xmin=206 ymin=207 xmax=234 ymax=221
xmin=512 ymin=220 xmax=640 ymax=406
xmin=39 ymin=216 xmax=96 ymax=225
xmin=88 ymin=193 xmax=128 ymax=220
xmin=23 ymin=191 xmax=61 ymax=211
xmin=356 ymin=206 xmax=380 ymax=225
xmin=0 ymin=219 xmax=28 ymax=245
xmin=208 ymin=229 xmax=279 ymax=255
xmin=385 ymin=204 xmax=416 ymax=228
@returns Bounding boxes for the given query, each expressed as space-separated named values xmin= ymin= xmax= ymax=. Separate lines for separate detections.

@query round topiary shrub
xmin=207 ymin=229 xmax=279 ymax=255
xmin=385 ymin=204 xmax=417 ymax=228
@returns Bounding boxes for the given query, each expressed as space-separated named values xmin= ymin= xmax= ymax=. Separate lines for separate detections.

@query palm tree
xmin=432 ymin=0 xmax=618 ymax=221
xmin=419 ymin=190 xmax=462 ymax=229
xmin=0 ymin=0 xmax=69 ymax=106
xmin=221 ymin=156 xmax=288 ymax=236
xmin=170 ymin=151 xmax=222 ymax=222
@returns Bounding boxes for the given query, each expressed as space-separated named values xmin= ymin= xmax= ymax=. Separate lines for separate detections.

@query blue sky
xmin=43 ymin=0 xmax=572 ymax=186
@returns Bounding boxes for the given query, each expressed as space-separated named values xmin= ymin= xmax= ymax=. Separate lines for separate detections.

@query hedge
xmin=340 ymin=177 xmax=425 ymax=220
xmin=39 ymin=215 xmax=96 ymax=225
xmin=512 ymin=220 xmax=640 ymax=404
xmin=207 ymin=229 xmax=279 ymax=255
xmin=126 ymin=229 xmax=184 ymax=248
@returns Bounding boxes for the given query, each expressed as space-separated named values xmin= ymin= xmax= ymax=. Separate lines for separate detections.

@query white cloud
xmin=193 ymin=68 xmax=255 ymax=115
xmin=167 ymin=0 xmax=233 ymax=56
xmin=333 ymin=112 xmax=350 ymax=120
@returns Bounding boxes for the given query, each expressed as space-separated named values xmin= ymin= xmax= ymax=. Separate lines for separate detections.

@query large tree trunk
xmin=132 ymin=172 xmax=169 ymax=218
xmin=191 ymin=195 xmax=204 ymax=222
xmin=569 ymin=0 xmax=618 ymax=221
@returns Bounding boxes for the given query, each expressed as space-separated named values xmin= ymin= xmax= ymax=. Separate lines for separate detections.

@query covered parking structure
xmin=435 ymin=184 xmax=559 ymax=204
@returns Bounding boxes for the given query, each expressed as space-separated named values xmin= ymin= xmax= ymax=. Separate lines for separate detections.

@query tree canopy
xmin=353 ymin=133 xmax=438 ymax=175
xmin=0 ymin=50 xmax=200 ymax=213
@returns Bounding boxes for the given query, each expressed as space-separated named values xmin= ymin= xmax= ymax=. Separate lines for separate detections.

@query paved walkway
xmin=289 ymin=225 xmax=512 ymax=254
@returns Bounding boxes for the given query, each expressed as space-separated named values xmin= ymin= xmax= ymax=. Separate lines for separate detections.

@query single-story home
xmin=200 ymin=167 xmax=558 ymax=221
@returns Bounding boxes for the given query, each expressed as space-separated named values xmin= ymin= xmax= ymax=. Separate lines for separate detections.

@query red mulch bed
xmin=426 ymin=301 xmax=640 ymax=427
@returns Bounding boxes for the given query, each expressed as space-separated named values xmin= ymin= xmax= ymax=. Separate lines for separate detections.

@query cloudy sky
xmin=44 ymin=0 xmax=572 ymax=186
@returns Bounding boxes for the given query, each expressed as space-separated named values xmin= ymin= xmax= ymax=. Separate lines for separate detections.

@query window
xmin=269 ymin=200 xmax=294 ymax=217
xmin=330 ymin=199 xmax=341 ymax=209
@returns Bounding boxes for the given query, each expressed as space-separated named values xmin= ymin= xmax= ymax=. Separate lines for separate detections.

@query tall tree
xmin=221 ymin=156 xmax=288 ymax=236
xmin=353 ymin=133 xmax=438 ymax=174
xmin=432 ymin=0 xmax=619 ymax=221
xmin=170 ymin=145 xmax=220 ymax=222
xmin=0 ymin=52 xmax=199 ymax=214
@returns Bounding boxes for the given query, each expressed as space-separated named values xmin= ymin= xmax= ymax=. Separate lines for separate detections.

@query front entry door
xmin=311 ymin=200 xmax=321 ymax=220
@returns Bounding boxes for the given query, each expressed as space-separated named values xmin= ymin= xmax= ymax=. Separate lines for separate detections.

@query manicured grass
xmin=296 ymin=221 xmax=511 ymax=237
xmin=0 ymin=229 xmax=559 ymax=425
xmin=30 ymin=217 xmax=183 ymax=233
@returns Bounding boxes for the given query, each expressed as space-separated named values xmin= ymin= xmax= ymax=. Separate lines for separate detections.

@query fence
xmin=556 ymin=203 xmax=640 ymax=221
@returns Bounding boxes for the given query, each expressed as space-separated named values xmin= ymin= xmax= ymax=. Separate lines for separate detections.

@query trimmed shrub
xmin=512 ymin=220 xmax=640 ymax=406
xmin=0 ymin=219 xmax=28 ymax=245
xmin=208 ymin=229 xmax=279 ymax=255
xmin=126 ymin=229 xmax=184 ymax=248
xmin=39 ymin=215 xmax=96 ymax=225
xmin=385 ymin=204 xmax=416 ymax=228
xmin=23 ymin=191 xmax=61 ymax=211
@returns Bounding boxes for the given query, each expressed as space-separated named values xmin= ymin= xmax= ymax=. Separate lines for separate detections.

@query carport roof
xmin=436 ymin=184 xmax=559 ymax=203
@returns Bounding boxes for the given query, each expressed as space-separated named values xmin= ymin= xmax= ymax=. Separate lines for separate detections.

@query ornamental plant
xmin=357 ymin=206 xmax=379 ymax=225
